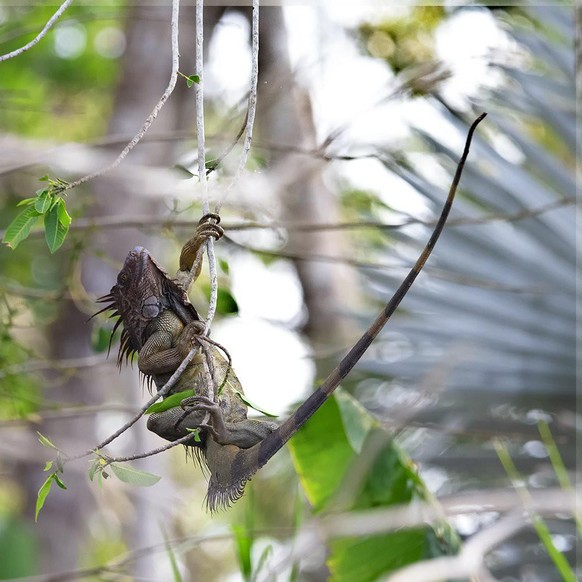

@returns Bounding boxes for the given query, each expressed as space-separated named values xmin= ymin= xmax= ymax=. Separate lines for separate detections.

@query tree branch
xmin=0 ymin=0 xmax=73 ymax=63
xmin=217 ymin=0 xmax=260 ymax=212
xmin=260 ymin=488 xmax=576 ymax=581
xmin=387 ymin=511 xmax=527 ymax=582
xmin=101 ymin=433 xmax=197 ymax=466
xmin=61 ymin=0 xmax=181 ymax=192
xmin=1 ymin=196 xmax=567 ymax=239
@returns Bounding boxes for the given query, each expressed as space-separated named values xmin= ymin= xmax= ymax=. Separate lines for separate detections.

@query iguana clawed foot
xmin=179 ymin=213 xmax=224 ymax=273
xmin=175 ymin=395 xmax=229 ymax=443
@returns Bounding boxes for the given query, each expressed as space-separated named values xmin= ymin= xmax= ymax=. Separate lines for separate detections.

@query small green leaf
xmin=110 ymin=463 xmax=161 ymax=487
xmin=88 ymin=459 xmax=99 ymax=481
xmin=57 ymin=199 xmax=72 ymax=227
xmin=43 ymin=461 xmax=53 ymax=472
xmin=34 ymin=190 xmax=53 ymax=214
xmin=218 ymin=258 xmax=230 ymax=275
xmin=234 ymin=390 xmax=278 ymax=418
xmin=173 ymin=164 xmax=196 ymax=179
xmin=255 ymin=544 xmax=274 ymax=579
xmin=44 ymin=205 xmax=69 ymax=253
xmin=16 ymin=197 xmax=36 ymax=207
xmin=186 ymin=74 xmax=200 ymax=87
xmin=161 ymin=525 xmax=183 ymax=582
xmin=37 ymin=431 xmax=58 ymax=450
xmin=92 ymin=325 xmax=115 ymax=353
xmin=145 ymin=389 xmax=194 ymax=414
xmin=201 ymin=284 xmax=239 ymax=315
xmin=39 ymin=175 xmax=49 ymax=182
xmin=185 ymin=427 xmax=202 ymax=442
xmin=217 ymin=288 xmax=238 ymax=314
xmin=231 ymin=523 xmax=253 ymax=579
xmin=53 ymin=473 xmax=67 ymax=490
xmin=3 ymin=206 xmax=41 ymax=249
xmin=35 ymin=474 xmax=54 ymax=521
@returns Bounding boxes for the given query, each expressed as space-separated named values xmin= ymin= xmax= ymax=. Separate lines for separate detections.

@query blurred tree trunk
xmin=255 ymin=7 xmax=360 ymax=365
xmin=576 ymin=6 xmax=581 ymax=158
xmin=20 ymin=4 xmax=202 ymax=576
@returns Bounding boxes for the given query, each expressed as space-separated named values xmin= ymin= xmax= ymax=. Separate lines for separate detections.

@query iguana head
xmin=93 ymin=246 xmax=200 ymax=366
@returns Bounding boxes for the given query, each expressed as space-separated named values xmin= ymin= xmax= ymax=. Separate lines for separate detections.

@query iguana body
xmin=97 ymin=114 xmax=485 ymax=511
xmin=96 ymin=220 xmax=277 ymax=509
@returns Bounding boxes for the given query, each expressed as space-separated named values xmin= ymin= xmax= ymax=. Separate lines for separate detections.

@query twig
xmin=216 ymin=0 xmax=260 ymax=212
xmin=320 ymin=487 xmax=576 ymax=539
xmin=3 ymin=532 xmax=242 ymax=582
xmin=259 ymin=488 xmax=576 ymax=582
xmin=189 ymin=0 xmax=218 ymax=333
xmin=228 ymin=240 xmax=548 ymax=294
xmin=0 ymin=354 xmax=111 ymax=381
xmin=0 ymin=404 xmax=136 ymax=429
xmin=61 ymin=0 xmax=181 ymax=192
xmin=2 ymin=196 xmax=567 ymax=239
xmin=0 ymin=0 xmax=73 ymax=62
xmin=101 ymin=433 xmax=197 ymax=466
xmin=64 ymin=343 xmax=200 ymax=462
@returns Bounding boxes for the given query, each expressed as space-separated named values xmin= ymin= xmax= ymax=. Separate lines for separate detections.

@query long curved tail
xmin=211 ymin=113 xmax=487 ymax=510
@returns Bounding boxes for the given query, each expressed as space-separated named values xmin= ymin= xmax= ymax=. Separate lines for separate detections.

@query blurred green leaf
xmin=186 ymin=74 xmax=200 ymax=87
xmin=216 ymin=287 xmax=238 ymax=315
xmin=218 ymin=258 xmax=230 ymax=275
xmin=201 ymin=284 xmax=239 ymax=315
xmin=289 ymin=390 xmax=457 ymax=580
xmin=35 ymin=474 xmax=54 ymax=522
xmin=231 ymin=523 xmax=253 ymax=581
xmin=92 ymin=325 xmax=116 ymax=354
xmin=495 ymin=440 xmax=575 ymax=581
xmin=15 ymin=197 xmax=36 ymax=207
xmin=233 ymin=390 xmax=278 ymax=418
xmin=56 ymin=199 xmax=72 ymax=227
xmin=44 ymin=205 xmax=69 ymax=253
xmin=145 ymin=389 xmax=194 ymax=414
xmin=53 ymin=474 xmax=67 ymax=490
xmin=34 ymin=190 xmax=52 ymax=214
xmin=88 ymin=458 xmax=100 ymax=482
xmin=185 ymin=427 xmax=202 ymax=442
xmin=162 ymin=527 xmax=183 ymax=582
xmin=37 ymin=432 xmax=58 ymax=450
xmin=2 ymin=206 xmax=41 ymax=249
xmin=110 ymin=463 xmax=161 ymax=487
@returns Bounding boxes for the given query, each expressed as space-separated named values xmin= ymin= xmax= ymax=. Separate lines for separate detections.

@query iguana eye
xmin=117 ymin=272 xmax=129 ymax=285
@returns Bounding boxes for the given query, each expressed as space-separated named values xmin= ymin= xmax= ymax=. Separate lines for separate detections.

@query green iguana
xmin=94 ymin=215 xmax=278 ymax=510
xmin=95 ymin=114 xmax=485 ymax=512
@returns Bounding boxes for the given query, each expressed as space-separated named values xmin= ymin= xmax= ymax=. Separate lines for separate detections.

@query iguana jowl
xmin=96 ymin=114 xmax=485 ymax=512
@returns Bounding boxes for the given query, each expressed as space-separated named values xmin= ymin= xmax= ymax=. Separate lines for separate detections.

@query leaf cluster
xmin=2 ymin=177 xmax=72 ymax=253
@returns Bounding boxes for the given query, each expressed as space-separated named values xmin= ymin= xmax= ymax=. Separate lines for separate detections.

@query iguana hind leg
xmin=179 ymin=396 xmax=277 ymax=448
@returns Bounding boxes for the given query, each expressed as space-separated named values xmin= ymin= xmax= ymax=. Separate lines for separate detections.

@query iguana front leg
xmin=178 ymin=213 xmax=224 ymax=279
xmin=138 ymin=316 xmax=205 ymax=376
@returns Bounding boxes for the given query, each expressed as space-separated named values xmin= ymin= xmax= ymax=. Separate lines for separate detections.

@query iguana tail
xmin=209 ymin=113 xmax=486 ymax=511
